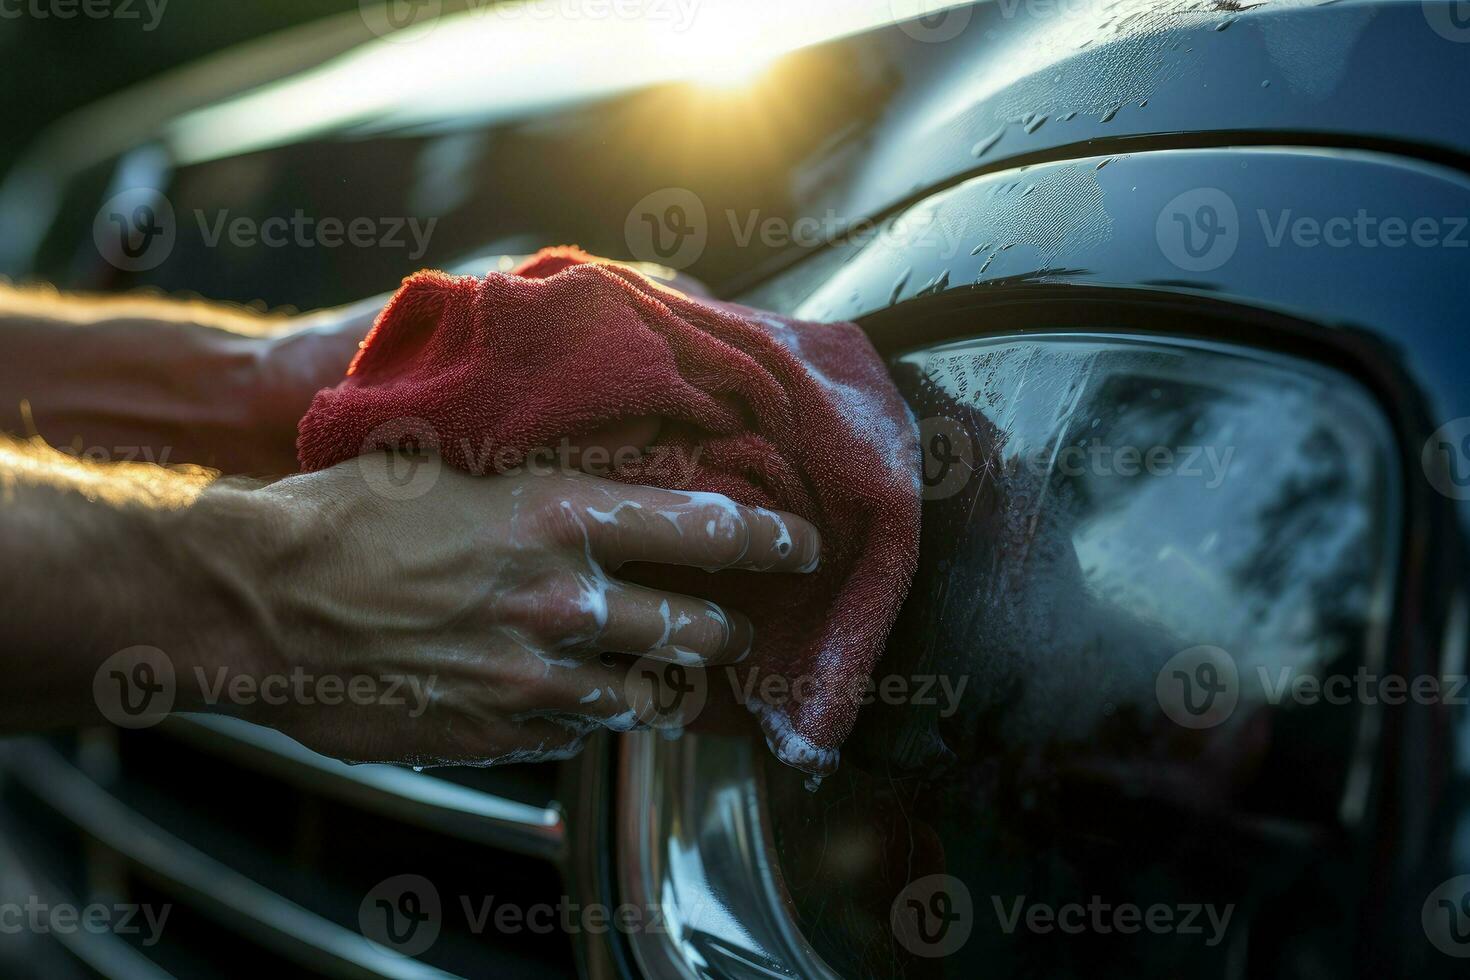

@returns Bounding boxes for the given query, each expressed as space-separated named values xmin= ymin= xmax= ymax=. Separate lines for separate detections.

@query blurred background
xmin=0 ymin=2 xmax=360 ymax=183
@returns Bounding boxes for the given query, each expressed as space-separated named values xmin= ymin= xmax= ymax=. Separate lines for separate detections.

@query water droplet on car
xmin=1024 ymin=115 xmax=1048 ymax=134
xmin=971 ymin=127 xmax=1006 ymax=158
xmin=889 ymin=268 xmax=912 ymax=306
xmin=1101 ymin=105 xmax=1120 ymax=123
xmin=918 ymin=270 xmax=952 ymax=296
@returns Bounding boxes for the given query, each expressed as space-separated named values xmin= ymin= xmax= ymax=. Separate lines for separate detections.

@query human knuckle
xmin=525 ymin=495 xmax=586 ymax=545
xmin=681 ymin=609 xmax=728 ymax=654
xmin=500 ymin=574 xmax=601 ymax=641
xmin=703 ymin=507 xmax=750 ymax=561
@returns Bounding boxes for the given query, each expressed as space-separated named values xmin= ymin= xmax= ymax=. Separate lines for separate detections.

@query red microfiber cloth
xmin=297 ymin=247 xmax=920 ymax=780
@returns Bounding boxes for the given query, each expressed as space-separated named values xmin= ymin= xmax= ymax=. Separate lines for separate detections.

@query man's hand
xmin=0 ymin=286 xmax=824 ymax=766
xmin=206 ymin=462 xmax=820 ymax=766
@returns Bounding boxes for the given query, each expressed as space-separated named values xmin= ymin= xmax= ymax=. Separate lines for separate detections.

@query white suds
xmin=766 ymin=509 xmax=793 ymax=557
xmin=559 ymin=501 xmax=614 ymax=644
xmin=744 ymin=696 xmax=839 ymax=783
xmin=586 ymin=500 xmax=644 ymax=525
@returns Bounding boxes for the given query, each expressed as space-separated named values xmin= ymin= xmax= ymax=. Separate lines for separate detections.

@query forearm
xmin=0 ymin=287 xmax=376 ymax=475
xmin=0 ymin=437 xmax=280 ymax=731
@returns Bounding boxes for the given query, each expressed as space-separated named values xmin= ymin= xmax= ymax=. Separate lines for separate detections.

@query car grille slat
xmin=161 ymin=716 xmax=565 ymax=862
xmin=0 ymin=739 xmax=458 ymax=980
xmin=0 ymin=827 xmax=177 ymax=980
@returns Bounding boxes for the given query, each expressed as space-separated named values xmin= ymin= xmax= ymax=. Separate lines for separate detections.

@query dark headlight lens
xmin=762 ymin=334 xmax=1400 ymax=978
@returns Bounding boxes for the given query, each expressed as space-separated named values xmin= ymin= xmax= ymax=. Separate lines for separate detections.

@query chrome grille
xmin=0 ymin=722 xmax=579 ymax=979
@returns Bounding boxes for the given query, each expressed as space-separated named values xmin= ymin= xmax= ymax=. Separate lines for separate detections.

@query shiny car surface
xmin=2 ymin=2 xmax=1467 ymax=978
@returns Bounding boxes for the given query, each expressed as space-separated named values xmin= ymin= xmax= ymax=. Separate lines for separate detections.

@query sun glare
xmin=171 ymin=1 xmax=927 ymax=165
xmin=686 ymin=52 xmax=779 ymax=91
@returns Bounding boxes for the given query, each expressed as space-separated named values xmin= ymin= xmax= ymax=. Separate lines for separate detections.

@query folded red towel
xmin=297 ymin=247 xmax=920 ymax=779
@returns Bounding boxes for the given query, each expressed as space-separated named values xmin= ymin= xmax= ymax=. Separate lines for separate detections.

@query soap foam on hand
xmin=297 ymin=247 xmax=921 ymax=780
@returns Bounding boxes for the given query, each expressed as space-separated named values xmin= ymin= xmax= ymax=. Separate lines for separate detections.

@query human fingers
xmin=591 ymin=584 xmax=752 ymax=665
xmin=570 ymin=486 xmax=822 ymax=573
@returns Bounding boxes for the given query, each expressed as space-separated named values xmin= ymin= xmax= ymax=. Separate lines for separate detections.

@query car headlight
xmin=619 ymin=333 xmax=1400 ymax=978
